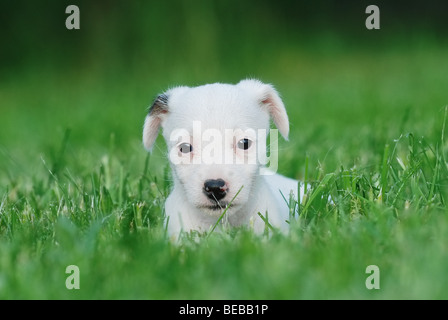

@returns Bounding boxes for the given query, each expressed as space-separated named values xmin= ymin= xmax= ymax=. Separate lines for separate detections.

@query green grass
xmin=1 ymin=33 xmax=448 ymax=299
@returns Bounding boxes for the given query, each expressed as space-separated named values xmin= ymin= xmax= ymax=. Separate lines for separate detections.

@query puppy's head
xmin=143 ymin=79 xmax=289 ymax=215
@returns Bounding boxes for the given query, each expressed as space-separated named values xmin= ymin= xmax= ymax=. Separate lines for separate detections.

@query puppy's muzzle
xmin=203 ymin=179 xmax=228 ymax=201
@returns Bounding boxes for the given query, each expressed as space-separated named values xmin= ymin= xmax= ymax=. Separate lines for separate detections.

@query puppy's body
xmin=143 ymin=80 xmax=303 ymax=236
xmin=166 ymin=173 xmax=301 ymax=234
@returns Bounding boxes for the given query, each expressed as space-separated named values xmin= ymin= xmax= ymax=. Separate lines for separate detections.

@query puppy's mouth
xmin=198 ymin=200 xmax=231 ymax=211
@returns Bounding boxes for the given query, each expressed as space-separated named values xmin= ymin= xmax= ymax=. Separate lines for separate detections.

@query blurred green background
xmin=1 ymin=0 xmax=447 ymax=171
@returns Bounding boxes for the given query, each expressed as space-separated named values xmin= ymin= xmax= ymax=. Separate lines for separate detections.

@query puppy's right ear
xmin=143 ymin=94 xmax=169 ymax=151
xmin=238 ymin=79 xmax=290 ymax=140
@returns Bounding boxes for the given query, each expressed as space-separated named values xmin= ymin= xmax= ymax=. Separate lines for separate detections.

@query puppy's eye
xmin=237 ymin=138 xmax=252 ymax=150
xmin=179 ymin=143 xmax=193 ymax=154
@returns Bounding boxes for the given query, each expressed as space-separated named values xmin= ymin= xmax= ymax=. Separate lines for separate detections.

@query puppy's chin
xmin=189 ymin=186 xmax=251 ymax=217
xmin=195 ymin=200 xmax=238 ymax=217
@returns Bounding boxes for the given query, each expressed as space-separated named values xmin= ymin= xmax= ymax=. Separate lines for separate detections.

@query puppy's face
xmin=143 ymin=80 xmax=289 ymax=216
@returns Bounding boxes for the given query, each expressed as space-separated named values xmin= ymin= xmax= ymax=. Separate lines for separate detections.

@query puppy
xmin=143 ymin=79 xmax=303 ymax=236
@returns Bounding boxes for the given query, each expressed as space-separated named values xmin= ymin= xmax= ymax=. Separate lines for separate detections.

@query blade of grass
xmin=304 ymin=153 xmax=309 ymax=195
xmin=380 ymin=143 xmax=390 ymax=203
xmin=207 ymin=185 xmax=244 ymax=237
xmin=302 ymin=173 xmax=334 ymax=214
xmin=257 ymin=211 xmax=276 ymax=234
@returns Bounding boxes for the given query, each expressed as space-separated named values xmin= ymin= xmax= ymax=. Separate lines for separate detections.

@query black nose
xmin=203 ymin=179 xmax=227 ymax=201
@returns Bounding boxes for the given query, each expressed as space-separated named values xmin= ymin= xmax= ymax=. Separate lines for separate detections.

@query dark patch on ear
xmin=148 ymin=94 xmax=169 ymax=116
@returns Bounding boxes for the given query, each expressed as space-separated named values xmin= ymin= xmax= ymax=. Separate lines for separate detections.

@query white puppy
xmin=143 ymin=79 xmax=303 ymax=236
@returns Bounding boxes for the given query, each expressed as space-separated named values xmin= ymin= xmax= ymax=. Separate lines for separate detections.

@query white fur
xmin=143 ymin=79 xmax=304 ymax=237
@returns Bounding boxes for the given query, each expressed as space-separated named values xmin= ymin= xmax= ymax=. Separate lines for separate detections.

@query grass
xmin=1 ymin=32 xmax=448 ymax=299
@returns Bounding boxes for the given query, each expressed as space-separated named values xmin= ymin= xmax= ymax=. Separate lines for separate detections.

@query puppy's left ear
xmin=143 ymin=94 xmax=169 ymax=151
xmin=238 ymin=79 xmax=289 ymax=140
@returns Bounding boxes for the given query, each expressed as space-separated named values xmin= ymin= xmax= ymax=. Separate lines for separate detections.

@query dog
xmin=143 ymin=79 xmax=303 ymax=237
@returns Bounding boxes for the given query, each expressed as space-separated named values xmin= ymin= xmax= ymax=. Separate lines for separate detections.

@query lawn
xmin=0 ymin=1 xmax=448 ymax=300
